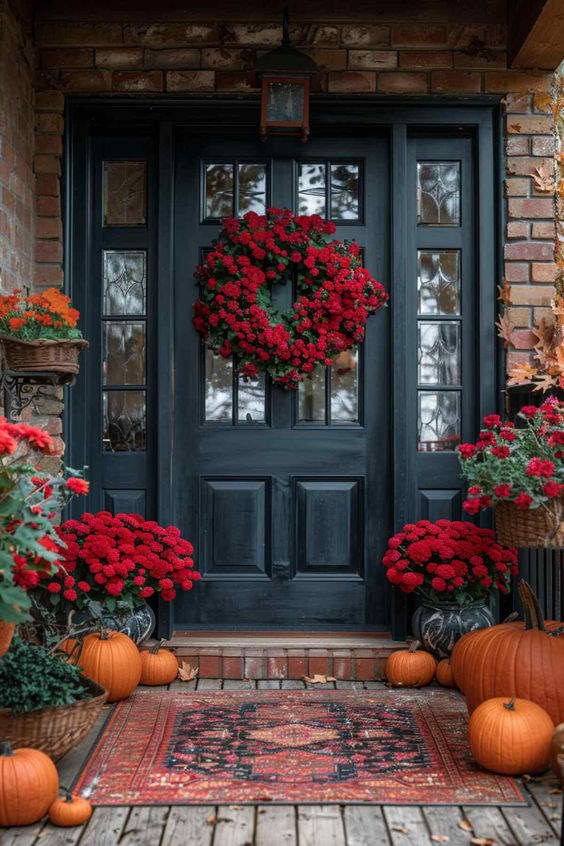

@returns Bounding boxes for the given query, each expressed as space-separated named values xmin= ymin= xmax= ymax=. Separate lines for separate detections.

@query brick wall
xmin=0 ymin=0 xmax=35 ymax=293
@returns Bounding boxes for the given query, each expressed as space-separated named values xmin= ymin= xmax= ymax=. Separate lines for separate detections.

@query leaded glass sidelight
xmin=417 ymin=162 xmax=460 ymax=226
xmin=103 ymin=391 xmax=146 ymax=452
xmin=418 ymin=391 xmax=460 ymax=452
xmin=417 ymin=322 xmax=460 ymax=386
xmin=103 ymin=251 xmax=146 ymax=316
xmin=103 ymin=161 xmax=147 ymax=227
xmin=417 ymin=250 xmax=460 ymax=316
xmin=103 ymin=321 xmax=146 ymax=386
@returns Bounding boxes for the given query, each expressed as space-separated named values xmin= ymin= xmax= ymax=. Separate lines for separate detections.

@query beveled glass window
xmin=418 ymin=322 xmax=460 ymax=386
xmin=418 ymin=391 xmax=461 ymax=453
xmin=204 ymin=348 xmax=266 ymax=425
xmin=298 ymin=348 xmax=360 ymax=425
xmin=417 ymin=162 xmax=460 ymax=226
xmin=297 ymin=161 xmax=361 ymax=221
xmin=418 ymin=250 xmax=460 ymax=315
xmin=204 ymin=162 xmax=268 ymax=220
xmin=103 ymin=161 xmax=147 ymax=227
xmin=102 ymin=250 xmax=148 ymax=451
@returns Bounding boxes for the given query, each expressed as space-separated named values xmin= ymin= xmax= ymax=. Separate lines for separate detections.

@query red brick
xmin=511 ymin=328 xmax=537 ymax=348
xmin=124 ymin=23 xmax=220 ymax=47
xmin=447 ymin=24 xmax=506 ymax=48
xmin=506 ymin=307 xmax=530 ymax=327
xmin=36 ymin=217 xmax=61 ymax=238
xmin=222 ymin=656 xmax=243 ymax=678
xmin=377 ymin=72 xmax=428 ymax=93
xmin=34 ymin=155 xmax=61 ymax=175
xmin=508 ymin=198 xmax=554 ymax=219
xmin=355 ymin=658 xmax=376 ymax=680
xmin=198 ymin=655 xmax=220 ymax=677
xmin=297 ymin=25 xmax=339 ymax=47
xmin=35 ymin=91 xmax=65 ymax=112
xmin=504 ymin=262 xmax=529 ymax=282
xmin=391 ymin=25 xmax=448 ymax=47
xmin=399 ymin=50 xmax=452 ymax=69
xmin=485 ymin=72 xmax=551 ymax=93
xmin=506 ymin=221 xmax=529 ymax=239
xmin=506 ymin=136 xmax=529 ymax=155
xmin=288 ymin=656 xmax=308 ymax=678
xmin=507 ymin=156 xmax=552 ymax=176
xmin=341 ymin=25 xmax=389 ymax=47
xmin=504 ymin=241 xmax=554 ymax=261
xmin=112 ymin=70 xmax=163 ymax=92
xmin=532 ymin=221 xmax=555 ymax=239
xmin=507 ymin=115 xmax=553 ymax=135
xmin=333 ymin=658 xmax=352 ymax=679
xmin=305 ymin=49 xmax=346 ymax=70
xmin=348 ymin=50 xmax=396 ymax=70
xmin=431 ymin=71 xmax=480 ymax=93
xmin=215 ymin=71 xmax=258 ymax=92
xmin=36 ymin=22 xmax=123 ymax=46
xmin=510 ymin=285 xmax=554 ymax=306
xmin=143 ymin=48 xmax=201 ymax=68
xmin=507 ymin=351 xmax=534 ymax=370
xmin=59 ymin=71 xmax=113 ymax=93
xmin=328 ymin=71 xmax=376 ymax=93
xmin=166 ymin=70 xmax=215 ymax=92
xmin=504 ymin=93 xmax=532 ymax=113
xmin=35 ymin=113 xmax=64 ymax=134
xmin=532 ymin=136 xmax=556 ymax=156
xmin=35 ymin=241 xmax=62 ymax=263
xmin=41 ymin=48 xmax=93 ymax=69
xmin=244 ymin=656 xmax=265 ymax=679
xmin=35 ymin=135 xmax=63 ymax=156
xmin=266 ymin=657 xmax=287 ymax=679
xmin=453 ymin=50 xmax=507 ymax=68
xmin=505 ymin=177 xmax=529 ymax=197
xmin=532 ymin=263 xmax=557 ymax=282
xmin=201 ymin=47 xmax=255 ymax=70
xmin=96 ymin=48 xmax=144 ymax=69
xmin=308 ymin=656 xmax=330 ymax=677
xmin=35 ymin=264 xmax=64 ymax=286
xmin=45 ymin=417 xmax=63 ymax=435
xmin=35 ymin=174 xmax=59 ymax=197
xmin=226 ymin=24 xmax=284 ymax=46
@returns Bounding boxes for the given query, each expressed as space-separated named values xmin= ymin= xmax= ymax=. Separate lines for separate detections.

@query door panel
xmin=173 ymin=132 xmax=390 ymax=629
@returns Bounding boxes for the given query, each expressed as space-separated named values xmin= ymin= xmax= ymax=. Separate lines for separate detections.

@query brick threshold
xmin=152 ymin=632 xmax=408 ymax=682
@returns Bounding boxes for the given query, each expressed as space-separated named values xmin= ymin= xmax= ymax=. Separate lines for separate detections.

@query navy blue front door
xmin=173 ymin=132 xmax=391 ymax=629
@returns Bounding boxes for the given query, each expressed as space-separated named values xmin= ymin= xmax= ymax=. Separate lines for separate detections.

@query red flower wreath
xmin=193 ymin=208 xmax=388 ymax=388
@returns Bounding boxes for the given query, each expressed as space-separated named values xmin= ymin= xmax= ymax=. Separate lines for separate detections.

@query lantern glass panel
xmin=266 ymin=81 xmax=305 ymax=124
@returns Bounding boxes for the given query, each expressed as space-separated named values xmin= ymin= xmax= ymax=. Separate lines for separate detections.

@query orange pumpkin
xmin=140 ymin=639 xmax=179 ymax=686
xmin=451 ymin=581 xmax=564 ymax=724
xmin=0 ymin=742 xmax=59 ymax=826
xmin=550 ymin=723 xmax=564 ymax=782
xmin=385 ymin=641 xmax=437 ymax=687
xmin=77 ymin=629 xmax=141 ymax=702
xmin=469 ymin=697 xmax=554 ymax=776
xmin=435 ymin=658 xmax=456 ymax=688
xmin=0 ymin=620 xmax=15 ymax=658
xmin=49 ymin=791 xmax=93 ymax=827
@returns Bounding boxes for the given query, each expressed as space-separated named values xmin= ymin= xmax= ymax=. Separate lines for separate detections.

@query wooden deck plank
xmin=160 ymin=806 xmax=215 ymax=845
xmin=256 ymin=805 xmax=297 ymax=845
xmin=78 ymin=807 xmax=129 ymax=846
xmin=343 ymin=805 xmax=389 ymax=845
xmin=422 ymin=806 xmax=472 ymax=845
xmin=118 ymin=807 xmax=169 ymax=845
xmin=383 ymin=806 xmax=430 ymax=845
xmin=501 ymin=798 xmax=560 ymax=845
xmin=213 ymin=805 xmax=255 ymax=846
xmin=462 ymin=805 xmax=518 ymax=845
xmin=56 ymin=709 xmax=109 ymax=789
xmin=0 ymin=821 xmax=45 ymax=846
xmin=298 ymin=805 xmax=346 ymax=846
xmin=526 ymin=777 xmax=563 ymax=836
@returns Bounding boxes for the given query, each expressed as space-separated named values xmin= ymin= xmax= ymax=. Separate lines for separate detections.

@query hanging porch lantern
xmin=254 ymin=8 xmax=317 ymax=142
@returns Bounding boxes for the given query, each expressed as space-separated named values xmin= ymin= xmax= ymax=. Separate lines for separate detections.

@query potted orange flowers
xmin=0 ymin=288 xmax=88 ymax=375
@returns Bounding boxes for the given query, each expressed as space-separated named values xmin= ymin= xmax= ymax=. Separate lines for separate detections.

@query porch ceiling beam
xmin=509 ymin=0 xmax=564 ymax=70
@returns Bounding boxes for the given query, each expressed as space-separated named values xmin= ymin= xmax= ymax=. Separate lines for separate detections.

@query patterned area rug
xmin=75 ymin=689 xmax=525 ymax=805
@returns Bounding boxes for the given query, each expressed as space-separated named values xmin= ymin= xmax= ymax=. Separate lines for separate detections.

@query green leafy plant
xmin=0 ymin=638 xmax=90 ymax=715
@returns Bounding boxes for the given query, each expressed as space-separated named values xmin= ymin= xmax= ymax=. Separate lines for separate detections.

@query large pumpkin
xmin=451 ymin=580 xmax=564 ymax=724
xmin=77 ymin=629 xmax=141 ymax=702
xmin=468 ymin=697 xmax=554 ymax=776
xmin=0 ymin=741 xmax=59 ymax=826
xmin=140 ymin=639 xmax=179 ymax=686
xmin=0 ymin=620 xmax=15 ymax=658
xmin=49 ymin=792 xmax=93 ymax=827
xmin=385 ymin=641 xmax=437 ymax=687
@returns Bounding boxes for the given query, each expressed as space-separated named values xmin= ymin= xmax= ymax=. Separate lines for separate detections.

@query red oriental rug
xmin=75 ymin=688 xmax=525 ymax=806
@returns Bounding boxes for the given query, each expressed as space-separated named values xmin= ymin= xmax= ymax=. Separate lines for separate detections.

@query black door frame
xmin=64 ymin=96 xmax=504 ymax=639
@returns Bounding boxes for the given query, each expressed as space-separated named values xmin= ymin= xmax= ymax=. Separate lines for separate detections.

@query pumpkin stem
xmin=503 ymin=698 xmax=516 ymax=711
xmin=518 ymin=579 xmax=547 ymax=632
xmin=150 ymin=638 xmax=165 ymax=654
xmin=408 ymin=640 xmax=421 ymax=653
xmin=0 ymin=742 xmax=13 ymax=756
xmin=99 ymin=622 xmax=109 ymax=640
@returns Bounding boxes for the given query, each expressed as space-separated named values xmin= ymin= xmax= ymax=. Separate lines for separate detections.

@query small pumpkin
xmin=0 ymin=741 xmax=59 ymax=826
xmin=435 ymin=658 xmax=456 ymax=688
xmin=385 ymin=640 xmax=437 ymax=687
xmin=468 ymin=697 xmax=554 ymax=776
xmin=49 ymin=791 xmax=93 ymax=827
xmin=77 ymin=628 xmax=141 ymax=702
xmin=550 ymin=723 xmax=564 ymax=782
xmin=451 ymin=580 xmax=564 ymax=724
xmin=0 ymin=620 xmax=15 ymax=658
xmin=140 ymin=639 xmax=179 ymax=686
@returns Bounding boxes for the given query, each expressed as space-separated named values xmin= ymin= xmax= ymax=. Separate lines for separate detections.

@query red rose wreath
xmin=193 ymin=209 xmax=388 ymax=388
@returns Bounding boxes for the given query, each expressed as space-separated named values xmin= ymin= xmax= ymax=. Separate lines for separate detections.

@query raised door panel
xmin=104 ymin=489 xmax=146 ymax=516
xmin=419 ymin=488 xmax=461 ymax=522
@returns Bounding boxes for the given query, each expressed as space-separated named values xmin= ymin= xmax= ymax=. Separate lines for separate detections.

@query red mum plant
xmin=382 ymin=520 xmax=518 ymax=605
xmin=35 ymin=511 xmax=199 ymax=616
xmin=458 ymin=398 xmax=564 ymax=515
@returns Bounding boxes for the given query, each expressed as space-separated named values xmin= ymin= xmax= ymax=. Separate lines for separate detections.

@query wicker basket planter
xmin=495 ymin=498 xmax=564 ymax=548
xmin=0 ymin=676 xmax=107 ymax=761
xmin=0 ymin=335 xmax=89 ymax=375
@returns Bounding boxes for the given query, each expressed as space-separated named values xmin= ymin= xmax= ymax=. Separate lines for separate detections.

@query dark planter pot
xmin=411 ymin=599 xmax=495 ymax=659
xmin=72 ymin=603 xmax=156 ymax=646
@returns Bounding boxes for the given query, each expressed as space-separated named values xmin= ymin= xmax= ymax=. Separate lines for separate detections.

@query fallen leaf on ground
xmin=229 ymin=805 xmax=241 ymax=810
xmin=206 ymin=815 xmax=217 ymax=825
xmin=303 ymin=674 xmax=336 ymax=684
xmin=458 ymin=819 xmax=473 ymax=832
xmin=391 ymin=826 xmax=408 ymax=833
xmin=470 ymin=838 xmax=495 ymax=846
xmin=177 ymin=661 xmax=198 ymax=682
xmin=549 ymin=788 xmax=562 ymax=794
xmin=431 ymin=835 xmax=450 ymax=842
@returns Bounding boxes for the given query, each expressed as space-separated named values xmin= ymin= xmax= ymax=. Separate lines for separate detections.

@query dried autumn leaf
xmin=532 ymin=164 xmax=555 ymax=193
xmin=533 ymin=92 xmax=552 ymax=113
xmin=303 ymin=674 xmax=337 ymax=684
xmin=206 ymin=815 xmax=217 ymax=825
xmin=495 ymin=312 xmax=515 ymax=348
xmin=497 ymin=279 xmax=512 ymax=306
xmin=470 ymin=839 xmax=495 ymax=846
xmin=431 ymin=835 xmax=450 ymax=842
xmin=458 ymin=819 xmax=473 ymax=832
xmin=507 ymin=363 xmax=538 ymax=388
xmin=391 ymin=826 xmax=409 ymax=833
xmin=177 ymin=661 xmax=199 ymax=682
xmin=508 ymin=122 xmax=522 ymax=133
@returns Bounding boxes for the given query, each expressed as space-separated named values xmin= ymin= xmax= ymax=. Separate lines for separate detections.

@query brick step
xmin=149 ymin=634 xmax=408 ymax=681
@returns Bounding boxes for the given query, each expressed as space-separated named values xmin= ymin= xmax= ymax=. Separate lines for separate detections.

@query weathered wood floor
xmin=1 ymin=678 xmax=561 ymax=846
